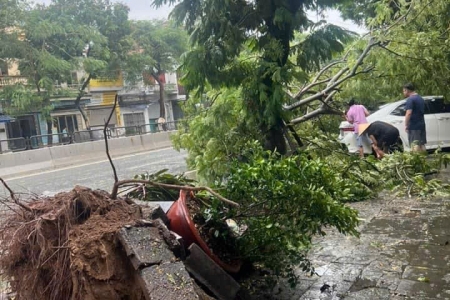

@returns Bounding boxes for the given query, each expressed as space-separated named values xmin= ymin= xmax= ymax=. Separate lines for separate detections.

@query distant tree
xmin=0 ymin=0 xmax=132 ymax=136
xmin=60 ymin=0 xmax=133 ymax=128
xmin=126 ymin=20 xmax=188 ymax=119
xmin=0 ymin=0 xmax=24 ymax=60
xmin=0 ymin=4 xmax=75 ymax=139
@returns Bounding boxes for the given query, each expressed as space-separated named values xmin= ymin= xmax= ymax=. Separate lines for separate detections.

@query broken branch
xmin=112 ymin=179 xmax=240 ymax=207
xmin=106 ymin=95 xmax=119 ymax=198
xmin=312 ymin=59 xmax=347 ymax=83
xmin=0 ymin=177 xmax=32 ymax=212
xmin=285 ymin=38 xmax=380 ymax=111
xmin=291 ymin=78 xmax=331 ymax=100
xmin=379 ymin=44 xmax=427 ymax=61
xmin=290 ymin=104 xmax=341 ymax=124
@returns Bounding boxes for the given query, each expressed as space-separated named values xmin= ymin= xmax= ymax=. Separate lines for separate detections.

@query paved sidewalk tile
xmin=267 ymin=191 xmax=450 ymax=300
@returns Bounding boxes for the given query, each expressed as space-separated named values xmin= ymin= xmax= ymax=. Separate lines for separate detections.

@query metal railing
xmin=139 ymin=121 xmax=178 ymax=134
xmin=165 ymin=121 xmax=178 ymax=131
xmin=29 ymin=133 xmax=71 ymax=149
xmin=0 ymin=76 xmax=28 ymax=87
xmin=0 ymin=121 xmax=181 ymax=154
xmin=110 ymin=126 xmax=141 ymax=138
xmin=73 ymin=128 xmax=111 ymax=143
xmin=0 ymin=137 xmax=27 ymax=154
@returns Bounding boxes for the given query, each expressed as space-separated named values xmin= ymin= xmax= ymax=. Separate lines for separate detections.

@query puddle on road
xmin=348 ymin=276 xmax=377 ymax=293
xmin=396 ymin=279 xmax=447 ymax=299
xmin=364 ymin=218 xmax=428 ymax=240
xmin=344 ymin=287 xmax=390 ymax=300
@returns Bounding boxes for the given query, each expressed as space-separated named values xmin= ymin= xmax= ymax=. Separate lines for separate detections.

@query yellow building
xmin=83 ymin=71 xmax=185 ymax=135
xmin=87 ymin=74 xmax=124 ymax=128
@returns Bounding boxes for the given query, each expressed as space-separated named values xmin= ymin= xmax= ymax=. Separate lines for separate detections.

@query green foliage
xmin=139 ymin=130 xmax=449 ymax=287
xmin=172 ymin=87 xmax=259 ymax=183
xmin=370 ymin=151 xmax=450 ymax=198
xmin=292 ymin=23 xmax=357 ymax=73
xmin=292 ymin=121 xmax=450 ymax=199
xmin=0 ymin=0 xmax=132 ymax=122
xmin=219 ymin=141 xmax=360 ymax=280
xmin=154 ymin=0 xmax=355 ymax=151
xmin=123 ymin=19 xmax=188 ymax=118
xmin=338 ymin=0 xmax=450 ymax=104
xmin=336 ymin=0 xmax=399 ymax=27
xmin=125 ymin=20 xmax=188 ymax=85
xmin=0 ymin=0 xmax=24 ymax=58
xmin=0 ymin=84 xmax=49 ymax=115
xmin=300 ymin=129 xmax=379 ymax=201
xmin=156 ymin=0 xmax=450 ymax=286
xmin=175 ymin=83 xmax=450 ymax=202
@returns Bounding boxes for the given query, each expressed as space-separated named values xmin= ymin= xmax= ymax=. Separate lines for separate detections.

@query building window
xmin=53 ymin=114 xmax=79 ymax=134
xmin=123 ymin=113 xmax=145 ymax=127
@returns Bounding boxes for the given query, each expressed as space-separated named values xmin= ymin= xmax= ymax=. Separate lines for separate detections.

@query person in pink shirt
xmin=345 ymin=99 xmax=371 ymax=158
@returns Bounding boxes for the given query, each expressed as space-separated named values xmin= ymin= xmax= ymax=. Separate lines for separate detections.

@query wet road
xmin=0 ymin=148 xmax=188 ymax=197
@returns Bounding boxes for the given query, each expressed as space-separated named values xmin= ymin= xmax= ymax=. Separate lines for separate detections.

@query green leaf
xmin=417 ymin=276 xmax=430 ymax=283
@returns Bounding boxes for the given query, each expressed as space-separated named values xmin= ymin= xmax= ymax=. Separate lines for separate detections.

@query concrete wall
xmin=0 ymin=147 xmax=53 ymax=177
xmin=0 ymin=131 xmax=175 ymax=178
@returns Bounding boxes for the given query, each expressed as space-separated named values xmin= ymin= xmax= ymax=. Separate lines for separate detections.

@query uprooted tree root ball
xmin=0 ymin=186 xmax=145 ymax=300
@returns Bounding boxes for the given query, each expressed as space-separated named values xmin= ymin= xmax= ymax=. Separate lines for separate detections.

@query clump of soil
xmin=186 ymin=196 xmax=240 ymax=265
xmin=0 ymin=186 xmax=144 ymax=300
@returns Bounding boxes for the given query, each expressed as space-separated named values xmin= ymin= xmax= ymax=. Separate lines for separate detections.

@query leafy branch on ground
xmin=370 ymin=150 xmax=450 ymax=198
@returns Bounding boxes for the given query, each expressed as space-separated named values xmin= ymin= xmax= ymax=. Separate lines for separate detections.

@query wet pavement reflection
xmin=269 ymin=168 xmax=450 ymax=300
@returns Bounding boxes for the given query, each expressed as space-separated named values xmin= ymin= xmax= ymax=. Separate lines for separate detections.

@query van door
xmin=423 ymin=99 xmax=439 ymax=149
xmin=429 ymin=98 xmax=450 ymax=148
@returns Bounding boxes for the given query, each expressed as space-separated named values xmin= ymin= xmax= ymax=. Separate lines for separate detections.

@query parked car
xmin=339 ymin=96 xmax=450 ymax=154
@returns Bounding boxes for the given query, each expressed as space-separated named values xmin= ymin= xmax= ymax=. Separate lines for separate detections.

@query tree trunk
xmin=260 ymin=119 xmax=287 ymax=154
xmin=158 ymin=80 xmax=165 ymax=119
xmin=247 ymin=0 xmax=301 ymax=155
xmin=75 ymin=75 xmax=92 ymax=129
xmin=74 ymin=75 xmax=93 ymax=139
xmin=157 ymin=78 xmax=167 ymax=131
xmin=46 ymin=119 xmax=53 ymax=146
xmin=76 ymin=104 xmax=91 ymax=129
xmin=42 ymin=96 xmax=53 ymax=146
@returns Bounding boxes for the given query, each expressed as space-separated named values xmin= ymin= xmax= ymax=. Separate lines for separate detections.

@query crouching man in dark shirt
xmin=362 ymin=121 xmax=402 ymax=159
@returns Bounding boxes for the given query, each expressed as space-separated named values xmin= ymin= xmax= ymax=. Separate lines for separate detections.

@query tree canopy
xmin=338 ymin=0 xmax=450 ymax=105
xmin=125 ymin=20 xmax=188 ymax=118
xmin=0 ymin=0 xmax=132 ymax=130
xmin=167 ymin=0 xmax=450 ymax=193
xmin=154 ymin=0 xmax=356 ymax=153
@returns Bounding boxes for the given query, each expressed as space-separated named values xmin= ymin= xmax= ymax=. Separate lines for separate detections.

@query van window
xmin=391 ymin=103 xmax=406 ymax=116
xmin=390 ymin=99 xmax=434 ymax=116
xmin=426 ymin=98 xmax=445 ymax=114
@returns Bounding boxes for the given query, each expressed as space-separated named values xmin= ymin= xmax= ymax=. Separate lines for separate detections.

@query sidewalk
xmin=265 ymin=170 xmax=450 ymax=299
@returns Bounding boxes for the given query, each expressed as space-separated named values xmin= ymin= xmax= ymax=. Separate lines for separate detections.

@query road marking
xmin=6 ymin=147 xmax=181 ymax=181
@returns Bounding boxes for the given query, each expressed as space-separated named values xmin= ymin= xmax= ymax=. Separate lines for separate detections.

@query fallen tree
xmin=0 ymin=185 xmax=144 ymax=300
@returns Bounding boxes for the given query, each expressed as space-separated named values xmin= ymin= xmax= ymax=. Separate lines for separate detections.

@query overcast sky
xmin=34 ymin=0 xmax=365 ymax=34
